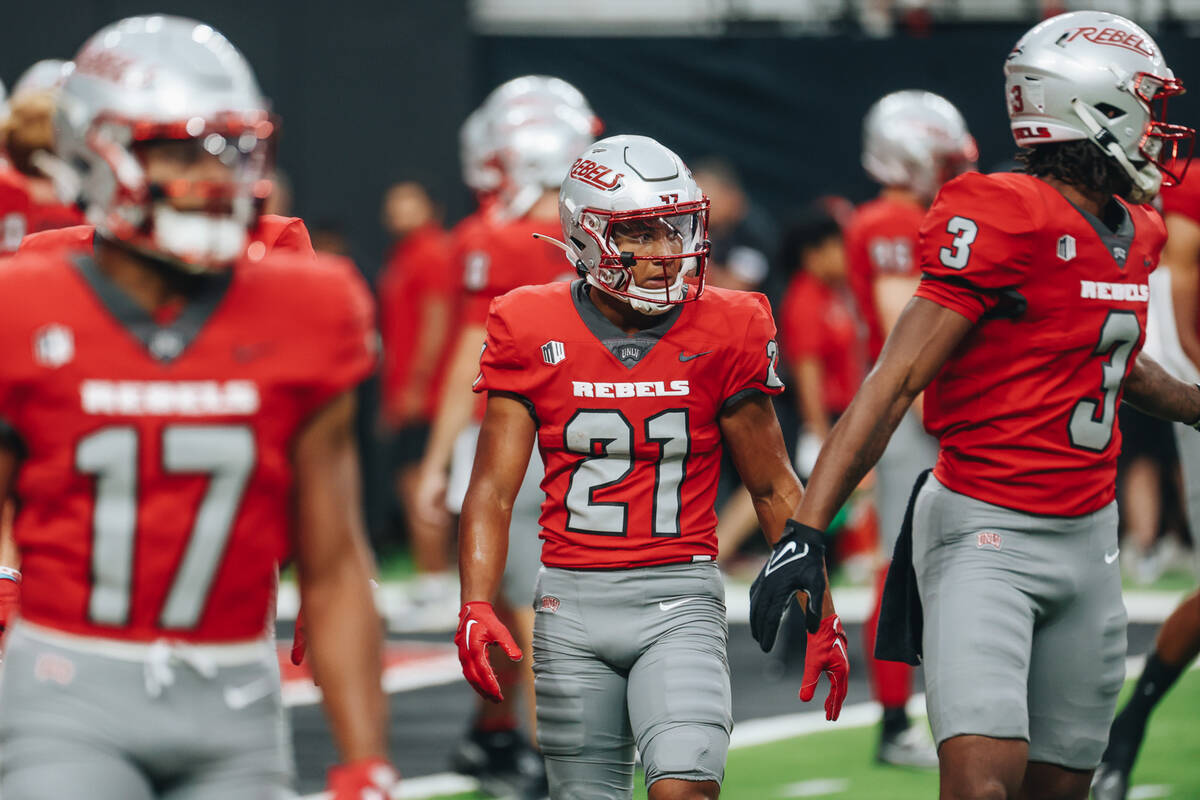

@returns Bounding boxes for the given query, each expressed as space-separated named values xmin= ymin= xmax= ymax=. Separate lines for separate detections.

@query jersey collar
xmin=571 ymin=279 xmax=685 ymax=369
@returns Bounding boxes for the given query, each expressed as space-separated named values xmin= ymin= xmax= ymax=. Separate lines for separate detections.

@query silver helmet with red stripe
xmin=1005 ymin=10 xmax=1194 ymax=203
xmin=55 ymin=15 xmax=275 ymax=269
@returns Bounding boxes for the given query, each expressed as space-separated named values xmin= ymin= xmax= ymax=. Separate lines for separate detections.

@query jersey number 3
xmin=1069 ymin=311 xmax=1141 ymax=452
xmin=76 ymin=425 xmax=255 ymax=629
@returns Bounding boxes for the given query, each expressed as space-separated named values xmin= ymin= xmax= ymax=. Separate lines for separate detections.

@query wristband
xmin=0 ymin=567 xmax=20 ymax=583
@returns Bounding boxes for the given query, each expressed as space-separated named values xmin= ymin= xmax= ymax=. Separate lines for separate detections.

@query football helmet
xmin=55 ymin=15 xmax=274 ymax=269
xmin=492 ymin=104 xmax=595 ymax=219
xmin=12 ymin=60 xmax=74 ymax=100
xmin=1005 ymin=10 xmax=1194 ymax=203
xmin=862 ymin=90 xmax=977 ymax=201
xmin=460 ymin=106 xmax=501 ymax=197
xmin=542 ymin=134 xmax=709 ymax=315
xmin=480 ymin=75 xmax=601 ymax=137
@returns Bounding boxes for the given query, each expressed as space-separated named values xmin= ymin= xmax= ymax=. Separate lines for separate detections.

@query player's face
xmin=609 ymin=218 xmax=685 ymax=288
xmin=138 ymin=139 xmax=239 ymax=214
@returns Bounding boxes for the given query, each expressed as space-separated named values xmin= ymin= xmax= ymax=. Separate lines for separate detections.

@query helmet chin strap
xmin=151 ymin=205 xmax=248 ymax=270
xmin=1071 ymin=98 xmax=1162 ymax=204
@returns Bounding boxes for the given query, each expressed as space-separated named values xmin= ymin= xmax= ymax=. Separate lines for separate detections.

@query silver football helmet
xmin=1005 ymin=11 xmax=1193 ymax=203
xmin=540 ymin=135 xmax=709 ymax=315
xmin=481 ymin=75 xmax=600 ymax=136
xmin=55 ymin=15 xmax=274 ymax=269
xmin=460 ymin=106 xmax=501 ymax=197
xmin=492 ymin=104 xmax=596 ymax=219
xmin=12 ymin=60 xmax=74 ymax=100
xmin=862 ymin=90 xmax=977 ymax=201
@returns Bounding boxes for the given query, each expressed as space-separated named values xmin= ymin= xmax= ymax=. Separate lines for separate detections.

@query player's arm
xmin=414 ymin=323 xmax=486 ymax=520
xmin=1164 ymin=213 xmax=1200 ymax=372
xmin=292 ymin=391 xmax=387 ymax=762
xmin=456 ymin=392 xmax=534 ymax=702
xmin=792 ymin=358 xmax=831 ymax=439
xmin=873 ymin=274 xmax=921 ymax=336
xmin=401 ymin=294 xmax=452 ymax=420
xmin=796 ymin=296 xmax=973 ymax=529
xmin=0 ymin=441 xmax=18 ymax=566
xmin=1124 ymin=352 xmax=1200 ymax=425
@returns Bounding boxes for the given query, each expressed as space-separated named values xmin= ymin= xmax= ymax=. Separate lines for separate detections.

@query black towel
xmin=874 ymin=468 xmax=932 ymax=666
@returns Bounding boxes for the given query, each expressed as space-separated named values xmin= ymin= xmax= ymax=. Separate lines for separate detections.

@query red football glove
xmin=0 ymin=568 xmax=21 ymax=646
xmin=291 ymin=607 xmax=307 ymax=666
xmin=455 ymin=601 xmax=522 ymax=703
xmin=799 ymin=614 xmax=849 ymax=721
xmin=326 ymin=756 xmax=399 ymax=800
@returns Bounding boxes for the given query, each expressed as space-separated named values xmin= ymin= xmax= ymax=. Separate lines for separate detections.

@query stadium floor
xmin=282 ymin=618 xmax=1165 ymax=797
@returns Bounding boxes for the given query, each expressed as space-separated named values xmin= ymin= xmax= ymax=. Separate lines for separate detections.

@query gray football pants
xmin=0 ymin=622 xmax=294 ymax=800
xmin=912 ymin=476 xmax=1127 ymax=769
xmin=1172 ymin=422 xmax=1200 ymax=579
xmin=532 ymin=562 xmax=732 ymax=799
xmin=876 ymin=408 xmax=938 ymax=555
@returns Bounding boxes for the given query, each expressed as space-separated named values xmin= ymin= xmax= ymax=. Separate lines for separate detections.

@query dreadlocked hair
xmin=1016 ymin=140 xmax=1133 ymax=200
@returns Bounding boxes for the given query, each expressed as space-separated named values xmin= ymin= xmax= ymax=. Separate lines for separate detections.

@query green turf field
xmin=432 ymin=668 xmax=1200 ymax=799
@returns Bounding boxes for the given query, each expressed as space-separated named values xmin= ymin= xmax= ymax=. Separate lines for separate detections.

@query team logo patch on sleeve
xmin=1057 ymin=235 xmax=1076 ymax=262
xmin=542 ymin=340 xmax=566 ymax=366
xmin=33 ymin=324 xmax=75 ymax=368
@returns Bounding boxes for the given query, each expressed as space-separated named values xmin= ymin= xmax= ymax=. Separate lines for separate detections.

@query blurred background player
xmin=844 ymin=89 xmax=976 ymax=768
xmin=0 ymin=16 xmax=395 ymax=800
xmin=0 ymin=57 xmax=83 ymax=252
xmin=692 ymin=157 xmax=777 ymax=295
xmin=376 ymin=180 xmax=457 ymax=622
xmin=414 ymin=75 xmax=597 ymax=799
xmin=1094 ymin=155 xmax=1200 ymax=800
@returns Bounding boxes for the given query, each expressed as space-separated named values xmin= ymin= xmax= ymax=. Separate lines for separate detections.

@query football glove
xmin=291 ymin=606 xmax=307 ymax=666
xmin=800 ymin=614 xmax=850 ymax=721
xmin=0 ymin=567 xmax=20 ymax=645
xmin=749 ymin=520 xmax=827 ymax=652
xmin=455 ymin=601 xmax=522 ymax=703
xmin=326 ymin=756 xmax=399 ymax=800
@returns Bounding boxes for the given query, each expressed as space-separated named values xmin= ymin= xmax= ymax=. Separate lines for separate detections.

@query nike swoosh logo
xmin=223 ymin=677 xmax=275 ymax=710
xmin=764 ymin=541 xmax=809 ymax=576
xmin=833 ymin=638 xmax=848 ymax=664
xmin=465 ymin=619 xmax=479 ymax=640
xmin=678 ymin=351 xmax=713 ymax=362
xmin=659 ymin=597 xmax=700 ymax=611
xmin=1104 ymin=549 xmax=1120 ymax=565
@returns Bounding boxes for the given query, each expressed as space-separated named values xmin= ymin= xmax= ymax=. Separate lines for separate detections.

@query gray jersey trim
xmin=570 ymin=280 xmax=684 ymax=369
xmin=1065 ymin=197 xmax=1135 ymax=268
xmin=72 ymin=254 xmax=233 ymax=364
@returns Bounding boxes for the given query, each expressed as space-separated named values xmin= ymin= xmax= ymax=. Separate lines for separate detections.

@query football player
xmin=779 ymin=11 xmax=1199 ymax=799
xmin=0 ymin=58 xmax=84 ymax=252
xmin=1092 ymin=158 xmax=1200 ymax=798
xmin=845 ymin=89 xmax=976 ymax=768
xmin=0 ymin=16 xmax=395 ymax=800
xmin=416 ymin=77 xmax=597 ymax=798
xmin=456 ymin=134 xmax=846 ymax=799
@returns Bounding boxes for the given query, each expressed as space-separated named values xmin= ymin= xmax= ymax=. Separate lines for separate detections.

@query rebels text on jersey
xmin=0 ymin=245 xmax=374 ymax=642
xmin=915 ymin=171 xmax=1166 ymax=517
xmin=474 ymin=280 xmax=784 ymax=569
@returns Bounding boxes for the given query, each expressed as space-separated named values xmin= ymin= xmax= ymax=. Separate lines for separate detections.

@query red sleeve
xmin=472 ymin=297 xmax=534 ymax=399
xmin=298 ymin=258 xmax=377 ymax=415
xmin=257 ymin=215 xmax=315 ymax=257
xmin=915 ymin=173 xmax=1037 ymax=324
xmin=723 ymin=293 xmax=786 ymax=406
xmin=1159 ymin=171 xmax=1200 ymax=225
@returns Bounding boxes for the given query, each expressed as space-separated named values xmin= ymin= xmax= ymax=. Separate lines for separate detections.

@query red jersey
xmin=0 ymin=167 xmax=85 ymax=253
xmin=458 ymin=214 xmax=576 ymax=326
xmin=474 ymin=280 xmax=784 ymax=569
xmin=377 ymin=223 xmax=456 ymax=423
xmin=844 ymin=195 xmax=927 ymax=360
xmin=915 ymin=172 xmax=1165 ymax=516
xmin=1157 ymin=166 xmax=1200 ymax=338
xmin=17 ymin=215 xmax=314 ymax=259
xmin=779 ymin=273 xmax=865 ymax=415
xmin=0 ymin=246 xmax=374 ymax=643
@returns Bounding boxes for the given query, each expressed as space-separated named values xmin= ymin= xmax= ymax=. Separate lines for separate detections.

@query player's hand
xmin=0 ymin=568 xmax=21 ymax=647
xmin=749 ymin=520 xmax=826 ymax=652
xmin=455 ymin=601 xmax=522 ymax=703
xmin=326 ymin=756 xmax=399 ymax=800
xmin=414 ymin=462 xmax=450 ymax=527
xmin=290 ymin=607 xmax=307 ymax=666
xmin=800 ymin=614 xmax=849 ymax=720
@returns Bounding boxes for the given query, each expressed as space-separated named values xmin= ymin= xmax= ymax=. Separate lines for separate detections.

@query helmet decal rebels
xmin=568 ymin=158 xmax=623 ymax=191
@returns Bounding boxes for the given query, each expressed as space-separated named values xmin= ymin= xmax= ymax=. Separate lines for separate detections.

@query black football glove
xmin=750 ymin=520 xmax=827 ymax=653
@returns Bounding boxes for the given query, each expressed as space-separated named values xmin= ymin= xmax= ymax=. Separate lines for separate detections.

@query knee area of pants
xmin=534 ymin=676 xmax=585 ymax=757
xmin=641 ymin=724 xmax=727 ymax=786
